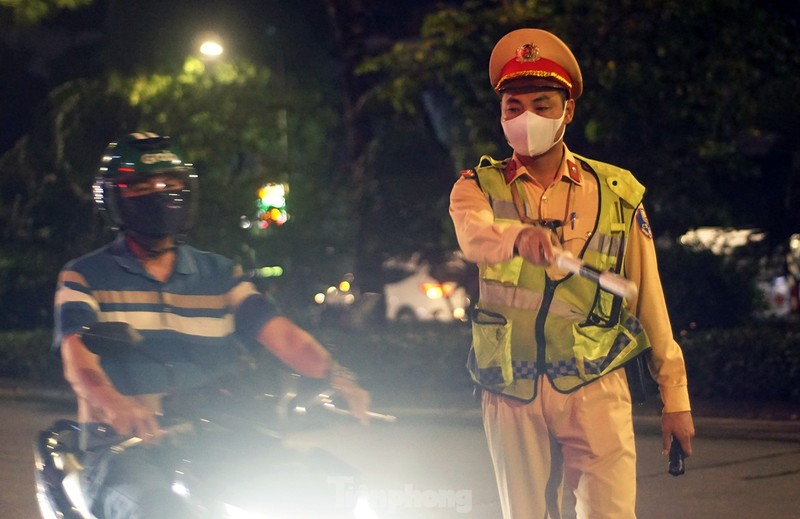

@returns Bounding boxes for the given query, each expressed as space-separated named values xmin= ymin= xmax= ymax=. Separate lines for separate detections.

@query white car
xmin=383 ymin=265 xmax=470 ymax=322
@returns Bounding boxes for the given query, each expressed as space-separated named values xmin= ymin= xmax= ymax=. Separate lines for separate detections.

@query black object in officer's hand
xmin=668 ymin=437 xmax=686 ymax=476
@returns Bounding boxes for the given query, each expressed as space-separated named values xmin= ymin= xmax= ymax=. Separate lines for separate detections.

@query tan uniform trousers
xmin=483 ymin=369 xmax=637 ymax=519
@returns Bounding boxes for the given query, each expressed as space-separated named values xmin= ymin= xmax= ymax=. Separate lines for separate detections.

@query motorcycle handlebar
xmin=292 ymin=389 xmax=397 ymax=423
xmin=108 ymin=421 xmax=194 ymax=454
xmin=109 ymin=387 xmax=396 ymax=455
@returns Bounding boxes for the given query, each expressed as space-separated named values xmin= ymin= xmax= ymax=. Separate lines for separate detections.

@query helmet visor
xmin=117 ymin=170 xmax=188 ymax=198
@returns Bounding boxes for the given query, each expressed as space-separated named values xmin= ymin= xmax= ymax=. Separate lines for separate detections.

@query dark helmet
xmin=94 ymin=132 xmax=197 ymax=237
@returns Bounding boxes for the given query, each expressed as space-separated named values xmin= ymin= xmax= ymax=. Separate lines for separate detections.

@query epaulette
xmin=458 ymin=167 xmax=483 ymax=192
xmin=573 ymin=154 xmax=645 ymax=207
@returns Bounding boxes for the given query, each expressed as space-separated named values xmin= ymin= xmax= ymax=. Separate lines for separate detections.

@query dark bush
xmin=680 ymin=321 xmax=800 ymax=403
xmin=4 ymin=321 xmax=800 ymax=404
xmin=657 ymin=244 xmax=761 ymax=331
xmin=0 ymin=329 xmax=64 ymax=386
xmin=310 ymin=321 xmax=474 ymax=394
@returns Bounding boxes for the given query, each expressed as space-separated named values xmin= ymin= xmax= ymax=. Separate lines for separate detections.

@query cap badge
xmin=515 ymin=43 xmax=541 ymax=63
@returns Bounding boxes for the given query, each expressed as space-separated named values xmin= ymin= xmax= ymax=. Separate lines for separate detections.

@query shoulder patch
xmin=635 ymin=207 xmax=653 ymax=239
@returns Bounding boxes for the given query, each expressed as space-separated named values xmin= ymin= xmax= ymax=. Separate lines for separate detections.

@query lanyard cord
xmin=509 ymin=180 xmax=537 ymax=224
xmin=509 ymin=178 xmax=575 ymax=236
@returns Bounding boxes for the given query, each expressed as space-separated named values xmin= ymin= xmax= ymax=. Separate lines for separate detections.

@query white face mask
xmin=501 ymin=103 xmax=567 ymax=157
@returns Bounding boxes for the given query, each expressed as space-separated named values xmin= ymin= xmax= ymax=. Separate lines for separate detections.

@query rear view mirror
xmin=79 ymin=322 xmax=143 ymax=357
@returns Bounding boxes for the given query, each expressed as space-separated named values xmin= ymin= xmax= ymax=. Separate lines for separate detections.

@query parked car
xmin=312 ymin=258 xmax=471 ymax=325
xmin=680 ymin=227 xmax=799 ymax=320
xmin=383 ymin=264 xmax=470 ymax=323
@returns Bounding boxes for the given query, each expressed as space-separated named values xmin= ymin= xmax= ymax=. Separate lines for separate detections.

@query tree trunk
xmin=322 ymin=0 xmax=383 ymax=290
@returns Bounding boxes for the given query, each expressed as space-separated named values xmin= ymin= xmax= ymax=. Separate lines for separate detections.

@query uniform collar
xmin=503 ymin=145 xmax=583 ymax=186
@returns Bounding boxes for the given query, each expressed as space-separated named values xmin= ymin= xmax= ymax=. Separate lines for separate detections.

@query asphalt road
xmin=4 ymin=397 xmax=800 ymax=519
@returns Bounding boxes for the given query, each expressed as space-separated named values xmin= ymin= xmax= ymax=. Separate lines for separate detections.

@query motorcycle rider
xmin=54 ymin=132 xmax=371 ymax=519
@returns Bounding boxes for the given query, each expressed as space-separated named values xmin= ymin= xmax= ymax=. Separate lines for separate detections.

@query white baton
xmin=554 ymin=250 xmax=638 ymax=300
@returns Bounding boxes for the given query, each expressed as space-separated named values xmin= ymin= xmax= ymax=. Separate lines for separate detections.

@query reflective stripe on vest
xmin=466 ymin=154 xmax=652 ymax=401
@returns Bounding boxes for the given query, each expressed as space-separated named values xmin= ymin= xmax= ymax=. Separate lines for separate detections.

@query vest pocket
xmin=482 ymin=256 xmax=523 ymax=285
xmin=571 ymin=319 xmax=638 ymax=381
xmin=467 ymin=308 xmax=513 ymax=389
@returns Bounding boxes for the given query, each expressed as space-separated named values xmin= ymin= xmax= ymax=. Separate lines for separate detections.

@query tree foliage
xmin=0 ymin=0 xmax=92 ymax=24
xmin=2 ymin=0 xmax=799 ymax=331
xmin=359 ymin=0 xmax=800 ymax=240
xmin=0 ymin=54 xmax=347 ymax=328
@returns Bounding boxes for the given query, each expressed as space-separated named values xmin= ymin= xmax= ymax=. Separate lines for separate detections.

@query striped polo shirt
xmin=54 ymin=235 xmax=280 ymax=395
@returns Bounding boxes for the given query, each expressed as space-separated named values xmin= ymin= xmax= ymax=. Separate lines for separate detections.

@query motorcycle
xmin=33 ymin=322 xmax=393 ymax=519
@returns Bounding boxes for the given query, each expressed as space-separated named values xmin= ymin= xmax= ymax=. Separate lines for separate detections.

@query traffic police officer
xmin=449 ymin=28 xmax=695 ymax=518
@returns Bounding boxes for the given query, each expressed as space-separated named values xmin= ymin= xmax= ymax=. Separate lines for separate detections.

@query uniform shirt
xmin=450 ymin=146 xmax=691 ymax=413
xmin=54 ymin=235 xmax=280 ymax=396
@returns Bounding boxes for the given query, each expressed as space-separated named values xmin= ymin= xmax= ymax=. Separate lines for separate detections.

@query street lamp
xmin=197 ymin=31 xmax=224 ymax=59
xmin=199 ymin=39 xmax=223 ymax=58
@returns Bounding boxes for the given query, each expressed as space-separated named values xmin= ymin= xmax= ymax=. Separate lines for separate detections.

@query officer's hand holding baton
xmin=554 ymin=250 xmax=638 ymax=300
xmin=515 ymin=227 xmax=638 ymax=300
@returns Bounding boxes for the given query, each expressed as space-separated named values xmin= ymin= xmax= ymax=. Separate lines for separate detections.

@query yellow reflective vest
xmin=467 ymin=154 xmax=652 ymax=401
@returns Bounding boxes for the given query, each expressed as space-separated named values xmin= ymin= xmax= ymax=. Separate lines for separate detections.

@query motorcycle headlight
xmin=353 ymin=495 xmax=381 ymax=519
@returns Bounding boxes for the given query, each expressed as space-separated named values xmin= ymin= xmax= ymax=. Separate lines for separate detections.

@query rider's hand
xmin=330 ymin=369 xmax=372 ymax=426
xmin=515 ymin=226 xmax=560 ymax=265
xmin=96 ymin=390 xmax=163 ymax=444
xmin=61 ymin=334 xmax=163 ymax=445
